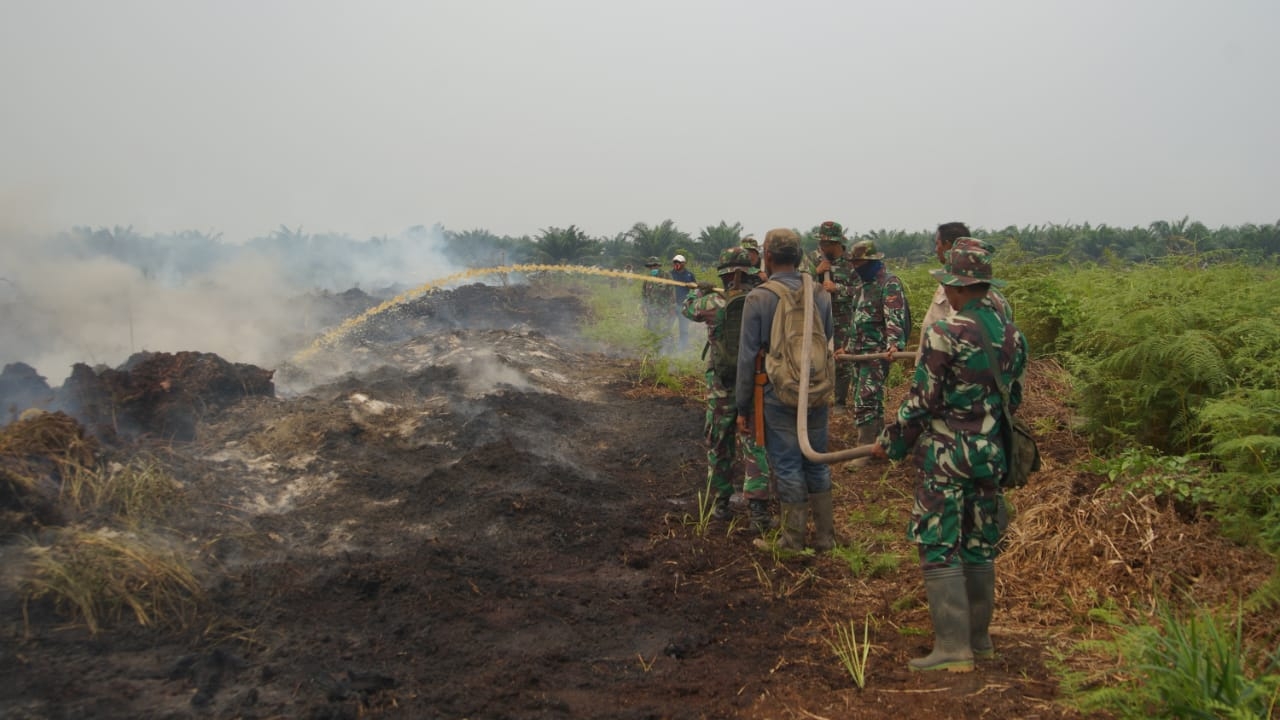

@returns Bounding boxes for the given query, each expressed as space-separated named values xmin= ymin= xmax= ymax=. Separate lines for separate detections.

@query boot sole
xmin=908 ymin=661 xmax=974 ymax=673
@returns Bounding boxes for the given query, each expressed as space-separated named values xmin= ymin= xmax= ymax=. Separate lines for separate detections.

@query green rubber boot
xmin=809 ymin=491 xmax=836 ymax=552
xmin=909 ymin=566 xmax=975 ymax=673
xmin=755 ymin=502 xmax=807 ymax=551
xmin=846 ymin=422 xmax=881 ymax=469
xmin=964 ymin=562 xmax=996 ymax=659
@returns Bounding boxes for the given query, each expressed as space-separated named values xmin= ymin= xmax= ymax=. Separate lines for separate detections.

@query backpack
xmin=760 ymin=275 xmax=835 ymax=408
xmin=709 ymin=289 xmax=747 ymax=388
xmin=1002 ymin=416 xmax=1042 ymax=489
xmin=967 ymin=311 xmax=1042 ymax=489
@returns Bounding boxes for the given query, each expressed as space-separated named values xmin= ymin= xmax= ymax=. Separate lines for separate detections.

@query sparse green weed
xmin=828 ymin=615 xmax=874 ymax=689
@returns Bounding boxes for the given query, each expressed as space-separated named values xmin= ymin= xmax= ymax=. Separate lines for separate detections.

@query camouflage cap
xmin=763 ymin=228 xmax=801 ymax=255
xmin=817 ymin=220 xmax=845 ymax=240
xmin=951 ymin=236 xmax=995 ymax=255
xmin=930 ymin=238 xmax=1006 ymax=287
xmin=644 ymin=256 xmax=661 ymax=267
xmin=740 ymin=236 xmax=759 ymax=251
xmin=716 ymin=247 xmax=754 ymax=273
xmin=847 ymin=239 xmax=884 ymax=262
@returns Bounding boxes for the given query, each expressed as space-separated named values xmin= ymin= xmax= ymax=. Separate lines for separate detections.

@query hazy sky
xmin=2 ymin=0 xmax=1277 ymax=242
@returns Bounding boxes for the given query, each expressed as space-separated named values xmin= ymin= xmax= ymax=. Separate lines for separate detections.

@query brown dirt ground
xmin=0 ymin=280 xmax=1275 ymax=720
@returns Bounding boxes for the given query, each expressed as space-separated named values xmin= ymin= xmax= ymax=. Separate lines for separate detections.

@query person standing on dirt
xmin=641 ymin=256 xmax=673 ymax=343
xmin=810 ymin=221 xmax=859 ymax=413
xmin=734 ymin=229 xmax=836 ymax=552
xmin=871 ymin=241 xmax=1027 ymax=673
xmin=682 ymin=247 xmax=774 ymax=534
xmin=845 ymin=239 xmax=910 ymax=468
xmin=669 ymin=254 xmax=697 ymax=352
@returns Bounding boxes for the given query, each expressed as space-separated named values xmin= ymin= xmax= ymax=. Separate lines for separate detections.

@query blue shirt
xmin=670 ymin=267 xmax=696 ymax=304
xmin=734 ymin=270 xmax=835 ymax=417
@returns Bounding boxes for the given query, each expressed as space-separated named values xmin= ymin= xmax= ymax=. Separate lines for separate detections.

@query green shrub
xmin=1063 ymin=605 xmax=1280 ymax=719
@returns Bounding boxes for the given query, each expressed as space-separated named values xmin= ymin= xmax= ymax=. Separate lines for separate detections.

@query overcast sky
xmin=2 ymin=0 xmax=1277 ymax=242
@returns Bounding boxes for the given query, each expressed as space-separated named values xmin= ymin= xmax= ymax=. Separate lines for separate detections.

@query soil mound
xmin=52 ymin=352 xmax=275 ymax=443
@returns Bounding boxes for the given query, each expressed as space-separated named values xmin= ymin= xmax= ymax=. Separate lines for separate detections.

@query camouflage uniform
xmin=807 ymin=222 xmax=860 ymax=407
xmin=849 ymin=242 xmax=909 ymax=430
xmin=641 ymin=258 xmax=673 ymax=337
xmin=882 ymin=296 xmax=1027 ymax=570
xmin=682 ymin=283 xmax=770 ymax=504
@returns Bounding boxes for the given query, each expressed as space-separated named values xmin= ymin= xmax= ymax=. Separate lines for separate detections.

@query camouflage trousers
xmin=852 ymin=358 xmax=888 ymax=428
xmin=906 ymin=470 xmax=1004 ymax=570
xmin=703 ymin=370 xmax=770 ymax=500
xmin=833 ymin=323 xmax=854 ymax=406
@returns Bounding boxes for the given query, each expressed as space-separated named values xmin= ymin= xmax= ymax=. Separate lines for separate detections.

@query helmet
xmin=740 ymin=236 xmax=759 ymax=251
xmin=644 ymin=256 xmax=661 ymax=267
xmin=848 ymin=240 xmax=885 ymax=261
xmin=717 ymin=247 xmax=755 ymax=273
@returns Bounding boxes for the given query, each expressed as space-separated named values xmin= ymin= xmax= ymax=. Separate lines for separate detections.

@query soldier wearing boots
xmin=734 ymin=229 xmax=837 ymax=553
xmin=682 ymin=248 xmax=774 ymax=534
xmin=846 ymin=239 xmax=909 ymax=466
xmin=872 ymin=241 xmax=1027 ymax=672
xmin=811 ymin=221 xmax=859 ymax=414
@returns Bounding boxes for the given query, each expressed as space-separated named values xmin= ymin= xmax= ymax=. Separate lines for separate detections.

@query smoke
xmin=0 ymin=224 xmax=465 ymax=385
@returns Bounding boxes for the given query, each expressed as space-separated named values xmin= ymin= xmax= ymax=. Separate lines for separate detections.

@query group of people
xmin=660 ymin=222 xmax=1028 ymax=674
xmin=640 ymin=253 xmax=697 ymax=351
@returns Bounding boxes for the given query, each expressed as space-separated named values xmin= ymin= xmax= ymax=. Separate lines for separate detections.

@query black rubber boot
xmin=712 ymin=494 xmax=732 ymax=521
xmin=964 ymin=562 xmax=996 ymax=659
xmin=809 ymin=491 xmax=836 ymax=552
xmin=748 ymin=499 xmax=777 ymax=536
xmin=909 ymin=566 xmax=975 ymax=672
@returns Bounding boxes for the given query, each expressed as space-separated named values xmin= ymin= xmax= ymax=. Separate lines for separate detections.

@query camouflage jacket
xmin=917 ymin=284 xmax=1015 ymax=354
xmin=682 ymin=287 xmax=729 ymax=370
xmin=851 ymin=265 xmax=909 ymax=353
xmin=806 ymin=250 xmax=859 ymax=324
xmin=642 ymin=271 xmax=671 ymax=310
xmin=883 ymin=296 xmax=1027 ymax=481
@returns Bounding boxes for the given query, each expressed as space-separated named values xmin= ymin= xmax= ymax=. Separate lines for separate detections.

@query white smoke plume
xmin=0 ymin=223 xmax=465 ymax=385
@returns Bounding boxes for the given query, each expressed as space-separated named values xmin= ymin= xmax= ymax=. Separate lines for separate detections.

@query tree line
xmin=47 ymin=217 xmax=1280 ymax=290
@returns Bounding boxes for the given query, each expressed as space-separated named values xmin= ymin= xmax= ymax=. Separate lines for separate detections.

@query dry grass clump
xmin=0 ymin=411 xmax=98 ymax=495
xmin=997 ymin=359 xmax=1277 ymax=645
xmin=22 ymin=526 xmax=205 ymax=635
xmin=58 ymin=454 xmax=183 ymax=526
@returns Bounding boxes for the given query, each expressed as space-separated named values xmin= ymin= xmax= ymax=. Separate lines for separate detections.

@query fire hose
xmin=795 ymin=273 xmax=917 ymax=464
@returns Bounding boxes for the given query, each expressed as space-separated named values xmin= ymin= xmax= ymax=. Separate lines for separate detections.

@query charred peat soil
xmin=1 ymin=281 xmax=1273 ymax=719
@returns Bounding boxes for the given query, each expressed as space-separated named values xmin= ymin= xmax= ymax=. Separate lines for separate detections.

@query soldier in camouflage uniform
xmin=872 ymin=241 xmax=1028 ymax=673
xmin=740 ymin=236 xmax=768 ymax=283
xmin=810 ymin=221 xmax=860 ymax=411
xmin=847 ymin=239 xmax=910 ymax=464
xmin=641 ymin=256 xmax=673 ymax=340
xmin=918 ymin=226 xmax=1014 ymax=357
xmin=682 ymin=248 xmax=774 ymax=534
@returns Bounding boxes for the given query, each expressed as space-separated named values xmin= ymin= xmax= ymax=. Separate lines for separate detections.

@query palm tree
xmin=694 ymin=221 xmax=744 ymax=263
xmin=626 ymin=220 xmax=691 ymax=265
xmin=533 ymin=225 xmax=602 ymax=265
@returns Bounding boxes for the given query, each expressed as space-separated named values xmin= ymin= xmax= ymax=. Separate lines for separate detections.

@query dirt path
xmin=1 ymin=282 xmax=1088 ymax=719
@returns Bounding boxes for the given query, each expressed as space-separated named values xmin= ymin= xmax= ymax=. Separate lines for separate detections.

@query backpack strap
xmin=961 ymin=309 xmax=1016 ymax=465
